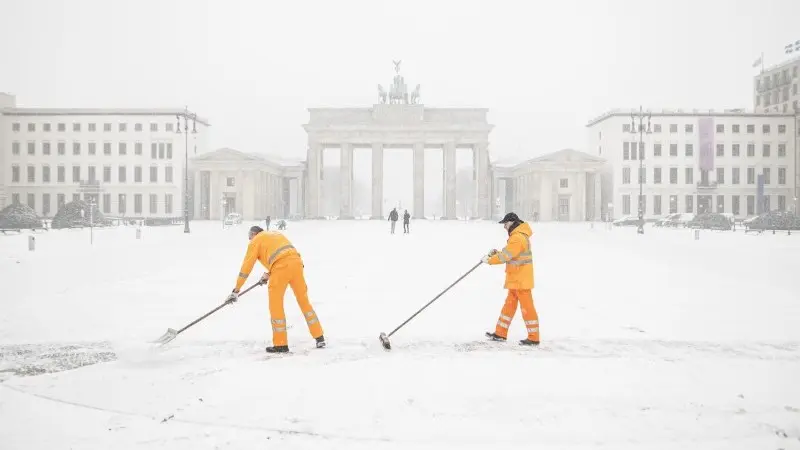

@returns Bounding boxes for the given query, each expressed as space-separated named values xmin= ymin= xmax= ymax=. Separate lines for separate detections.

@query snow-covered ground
xmin=1 ymin=220 xmax=799 ymax=449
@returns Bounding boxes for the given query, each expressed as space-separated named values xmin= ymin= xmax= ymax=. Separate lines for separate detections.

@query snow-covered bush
xmin=0 ymin=203 xmax=42 ymax=229
xmin=51 ymin=200 xmax=108 ymax=229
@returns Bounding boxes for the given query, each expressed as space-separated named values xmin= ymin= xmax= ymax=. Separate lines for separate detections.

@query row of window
xmin=10 ymin=164 xmax=175 ymax=184
xmin=622 ymin=122 xmax=792 ymax=135
xmin=620 ymin=194 xmax=790 ymax=216
xmin=10 ymin=141 xmax=174 ymax=159
xmin=758 ymin=84 xmax=798 ymax=107
xmin=622 ymin=142 xmax=790 ymax=160
xmin=10 ymin=192 xmax=176 ymax=216
xmin=11 ymin=121 xmax=178 ymax=133
xmin=621 ymin=166 xmax=789 ymax=186
xmin=757 ymin=66 xmax=799 ymax=91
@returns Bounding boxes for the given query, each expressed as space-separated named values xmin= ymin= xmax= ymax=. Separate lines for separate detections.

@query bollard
xmin=136 ymin=228 xmax=142 ymax=240
xmin=28 ymin=235 xmax=35 ymax=251
xmin=694 ymin=229 xmax=699 ymax=240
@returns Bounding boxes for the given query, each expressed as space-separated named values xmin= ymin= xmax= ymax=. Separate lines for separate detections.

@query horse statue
xmin=389 ymin=81 xmax=407 ymax=104
xmin=377 ymin=84 xmax=387 ymax=104
xmin=410 ymin=84 xmax=421 ymax=104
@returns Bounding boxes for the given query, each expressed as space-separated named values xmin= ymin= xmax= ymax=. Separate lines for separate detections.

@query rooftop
xmin=0 ymin=106 xmax=210 ymax=126
xmin=585 ymin=108 xmax=794 ymax=127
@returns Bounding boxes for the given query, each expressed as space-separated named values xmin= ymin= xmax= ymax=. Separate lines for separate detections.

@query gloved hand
xmin=488 ymin=249 xmax=498 ymax=256
xmin=481 ymin=255 xmax=490 ymax=264
xmin=260 ymin=272 xmax=270 ymax=284
xmin=225 ymin=291 xmax=239 ymax=305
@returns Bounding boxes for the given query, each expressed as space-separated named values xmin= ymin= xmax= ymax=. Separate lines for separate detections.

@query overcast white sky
xmin=1 ymin=0 xmax=798 ymax=167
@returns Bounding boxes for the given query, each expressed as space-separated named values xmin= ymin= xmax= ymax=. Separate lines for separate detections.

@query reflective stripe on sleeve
xmin=238 ymin=272 xmax=248 ymax=278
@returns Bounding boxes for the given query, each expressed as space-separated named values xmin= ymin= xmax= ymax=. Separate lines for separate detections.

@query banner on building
xmin=756 ymin=174 xmax=765 ymax=215
xmin=698 ymin=117 xmax=715 ymax=171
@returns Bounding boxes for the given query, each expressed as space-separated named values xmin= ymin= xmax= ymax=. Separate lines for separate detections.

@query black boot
xmin=315 ymin=335 xmax=326 ymax=349
xmin=485 ymin=332 xmax=507 ymax=341
xmin=519 ymin=339 xmax=540 ymax=346
xmin=265 ymin=345 xmax=289 ymax=353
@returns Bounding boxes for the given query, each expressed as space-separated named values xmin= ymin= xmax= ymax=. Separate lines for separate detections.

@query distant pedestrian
xmin=265 ymin=215 xmax=271 ymax=230
xmin=388 ymin=208 xmax=399 ymax=234
xmin=403 ymin=210 xmax=411 ymax=234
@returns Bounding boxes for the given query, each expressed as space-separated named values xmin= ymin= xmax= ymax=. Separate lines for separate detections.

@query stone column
xmin=305 ymin=143 xmax=321 ymax=218
xmin=443 ymin=142 xmax=457 ymax=219
xmin=504 ymin=178 xmax=514 ymax=215
xmin=413 ymin=143 xmax=425 ymax=219
xmin=371 ymin=142 xmax=384 ymax=219
xmin=340 ymin=143 xmax=354 ymax=219
xmin=574 ymin=171 xmax=586 ymax=222
xmin=474 ymin=143 xmax=489 ymax=219
xmin=296 ymin=175 xmax=304 ymax=216
xmin=594 ymin=171 xmax=602 ymax=221
xmin=193 ymin=170 xmax=202 ymax=219
xmin=540 ymin=173 xmax=553 ymax=221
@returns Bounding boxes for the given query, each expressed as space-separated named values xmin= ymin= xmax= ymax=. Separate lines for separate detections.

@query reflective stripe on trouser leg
xmin=288 ymin=259 xmax=324 ymax=339
xmin=517 ymin=289 xmax=539 ymax=341
xmin=268 ymin=268 xmax=291 ymax=347
xmin=494 ymin=290 xmax=519 ymax=338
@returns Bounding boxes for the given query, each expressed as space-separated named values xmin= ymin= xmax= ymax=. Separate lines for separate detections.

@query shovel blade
xmin=153 ymin=328 xmax=178 ymax=345
xmin=378 ymin=332 xmax=391 ymax=351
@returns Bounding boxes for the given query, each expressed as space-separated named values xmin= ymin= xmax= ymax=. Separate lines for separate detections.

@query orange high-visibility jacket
xmin=234 ymin=231 xmax=300 ymax=291
xmin=487 ymin=221 xmax=534 ymax=290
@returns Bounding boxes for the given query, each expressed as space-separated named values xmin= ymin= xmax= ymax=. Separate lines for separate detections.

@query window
xmin=119 ymin=166 xmax=127 ymax=183
xmin=685 ymin=124 xmax=693 ymax=133
xmin=103 ymin=166 xmax=111 ymax=183
xmin=42 ymin=123 xmax=51 ymax=132
xmin=158 ymin=143 xmax=165 ymax=159
xmin=779 ymin=124 xmax=787 ymax=134
xmin=135 ymin=123 xmax=143 ymax=132
xmin=623 ymin=142 xmax=630 ymax=160
xmin=151 ymin=143 xmax=157 ymax=158
xmin=43 ymin=165 xmax=50 ymax=183
xmin=622 ymin=195 xmax=631 ymax=215
xmin=135 ymin=166 xmax=142 ymax=183
xmin=167 ymin=143 xmax=173 ymax=159
xmin=165 ymin=167 xmax=174 ymax=183
xmin=72 ymin=193 xmax=80 ymax=202
xmin=166 ymin=123 xmax=174 ymax=132
xmin=27 ymin=193 xmax=35 ymax=210
xmin=58 ymin=123 xmax=65 ymax=132
xmin=669 ymin=124 xmax=678 ymax=133
xmin=778 ymin=143 xmax=786 ymax=157
xmin=104 ymin=123 xmax=112 ymax=132
xmin=653 ymin=124 xmax=662 ymax=133
xmin=622 ymin=167 xmax=631 ymax=184
xmin=732 ymin=143 xmax=740 ymax=157
xmin=732 ymin=167 xmax=740 ymax=184
xmin=11 ymin=193 xmax=19 ymax=204
xmin=668 ymin=195 xmax=678 ymax=214
xmin=73 ymin=123 xmax=81 ymax=132
xmin=27 ymin=165 xmax=35 ymax=183
xmin=73 ymin=142 xmax=80 ymax=155
xmin=762 ymin=144 xmax=770 ymax=157
xmin=747 ymin=143 xmax=755 ymax=157
xmin=639 ymin=195 xmax=646 ymax=215
xmin=669 ymin=167 xmax=678 ymax=184
xmin=747 ymin=167 xmax=755 ymax=184
xmin=11 ymin=165 xmax=20 ymax=183
xmin=763 ymin=168 xmax=771 ymax=184
xmin=779 ymin=167 xmax=786 ymax=185
xmin=622 ymin=123 xmax=631 ymax=132
xmin=150 ymin=194 xmax=158 ymax=214
xmin=746 ymin=124 xmax=754 ymax=134
xmin=762 ymin=124 xmax=770 ymax=134
xmin=119 ymin=123 xmax=127 ymax=132
xmin=654 ymin=167 xmax=662 ymax=184
xmin=26 ymin=141 xmax=34 ymax=155
xmin=227 ymin=177 xmax=235 ymax=187
xmin=716 ymin=144 xmax=724 ymax=157
xmin=685 ymin=167 xmax=693 ymax=184
xmin=653 ymin=195 xmax=662 ymax=215
xmin=669 ymin=143 xmax=677 ymax=157
xmin=12 ymin=122 xmax=20 ymax=132
xmin=42 ymin=142 xmax=51 ymax=155
xmin=135 ymin=142 xmax=142 ymax=155
xmin=716 ymin=167 xmax=724 ymax=184
xmin=119 ymin=194 xmax=127 ymax=214
xmin=685 ymin=144 xmax=693 ymax=156
xmin=150 ymin=166 xmax=158 ymax=183
xmin=72 ymin=165 xmax=80 ymax=183
xmin=25 ymin=123 xmax=35 ymax=132
xmin=716 ymin=124 xmax=724 ymax=133
xmin=88 ymin=123 xmax=96 ymax=132
xmin=638 ymin=166 xmax=646 ymax=184
xmin=685 ymin=195 xmax=694 ymax=213
xmin=165 ymin=194 xmax=173 ymax=214
xmin=119 ymin=142 xmax=127 ymax=155
xmin=11 ymin=142 xmax=20 ymax=155
xmin=631 ymin=143 xmax=639 ymax=160
xmin=558 ymin=178 xmax=568 ymax=188
xmin=134 ymin=194 xmax=142 ymax=214
xmin=653 ymin=143 xmax=662 ymax=156
xmin=732 ymin=124 xmax=740 ymax=133
xmin=57 ymin=166 xmax=65 ymax=183
xmin=778 ymin=195 xmax=786 ymax=211
xmin=104 ymin=142 xmax=111 ymax=155
xmin=43 ymin=194 xmax=50 ymax=216
xmin=150 ymin=123 xmax=158 ymax=132
xmin=103 ymin=194 xmax=111 ymax=214
xmin=732 ymin=196 xmax=740 ymax=215
xmin=58 ymin=142 xmax=65 ymax=155
xmin=57 ymin=194 xmax=65 ymax=209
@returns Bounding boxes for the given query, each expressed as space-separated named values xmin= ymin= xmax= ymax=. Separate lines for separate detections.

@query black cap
xmin=498 ymin=212 xmax=520 ymax=224
xmin=249 ymin=226 xmax=264 ymax=234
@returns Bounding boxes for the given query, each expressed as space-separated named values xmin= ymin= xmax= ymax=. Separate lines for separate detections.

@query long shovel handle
xmin=386 ymin=261 xmax=482 ymax=338
xmin=175 ymin=280 xmax=264 ymax=335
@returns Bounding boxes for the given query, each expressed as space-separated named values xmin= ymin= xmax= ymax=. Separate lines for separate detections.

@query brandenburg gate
xmin=302 ymin=61 xmax=494 ymax=219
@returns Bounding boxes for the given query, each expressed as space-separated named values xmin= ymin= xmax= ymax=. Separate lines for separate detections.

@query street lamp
xmin=629 ymin=107 xmax=652 ymax=235
xmin=176 ymin=107 xmax=197 ymax=234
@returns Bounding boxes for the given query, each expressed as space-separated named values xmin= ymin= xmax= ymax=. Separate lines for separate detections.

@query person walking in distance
xmin=402 ymin=210 xmax=411 ymax=234
xmin=388 ymin=208 xmax=399 ymax=234
xmin=481 ymin=212 xmax=539 ymax=346
xmin=265 ymin=215 xmax=271 ymax=230
xmin=226 ymin=226 xmax=325 ymax=353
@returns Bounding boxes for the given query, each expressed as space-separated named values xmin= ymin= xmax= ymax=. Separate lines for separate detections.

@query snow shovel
xmin=153 ymin=279 xmax=266 ymax=345
xmin=379 ymin=260 xmax=483 ymax=351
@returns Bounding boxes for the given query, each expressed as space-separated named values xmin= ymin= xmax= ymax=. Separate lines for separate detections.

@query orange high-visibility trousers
xmin=495 ymin=289 xmax=539 ymax=341
xmin=267 ymin=255 xmax=323 ymax=346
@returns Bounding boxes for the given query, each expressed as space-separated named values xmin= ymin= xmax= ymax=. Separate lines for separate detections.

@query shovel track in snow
xmin=0 ymin=337 xmax=798 ymax=378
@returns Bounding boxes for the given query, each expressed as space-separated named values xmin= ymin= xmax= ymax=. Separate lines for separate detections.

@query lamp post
xmin=176 ymin=107 xmax=197 ymax=234
xmin=629 ymin=107 xmax=652 ymax=235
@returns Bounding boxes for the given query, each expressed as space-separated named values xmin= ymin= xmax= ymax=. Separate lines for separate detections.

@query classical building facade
xmin=0 ymin=92 xmax=210 ymax=217
xmin=754 ymin=55 xmax=800 ymax=113
xmin=493 ymin=149 xmax=605 ymax=222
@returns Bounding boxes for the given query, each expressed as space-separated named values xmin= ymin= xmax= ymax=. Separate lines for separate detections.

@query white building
xmin=587 ymin=109 xmax=799 ymax=219
xmin=754 ymin=55 xmax=800 ymax=113
xmin=0 ymin=93 xmax=210 ymax=218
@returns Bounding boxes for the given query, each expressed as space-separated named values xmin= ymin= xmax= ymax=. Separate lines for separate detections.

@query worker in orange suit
xmin=226 ymin=226 xmax=325 ymax=353
xmin=481 ymin=212 xmax=539 ymax=346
